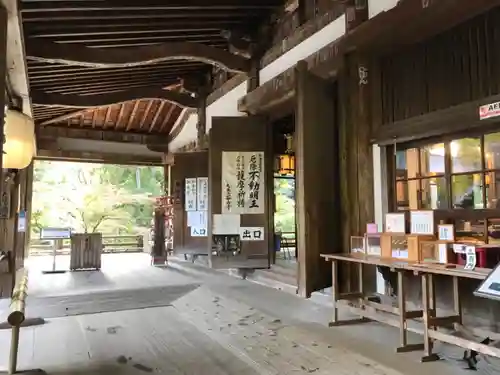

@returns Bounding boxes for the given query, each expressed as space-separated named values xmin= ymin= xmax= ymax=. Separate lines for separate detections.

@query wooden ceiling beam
xmin=36 ymin=148 xmax=162 ymax=166
xmin=23 ymin=19 xmax=242 ymax=33
xmin=27 ymin=26 xmax=225 ymax=38
xmin=38 ymin=125 xmax=162 ymax=145
xmin=26 ymin=40 xmax=250 ymax=72
xmin=31 ymin=87 xmax=199 ymax=109
xmin=20 ymin=0 xmax=281 ymax=12
xmin=22 ymin=10 xmax=265 ymax=22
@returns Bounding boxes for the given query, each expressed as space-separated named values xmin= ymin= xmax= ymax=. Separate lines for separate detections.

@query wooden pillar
xmin=247 ymin=58 xmax=260 ymax=93
xmin=338 ymin=53 xmax=377 ymax=292
xmin=196 ymin=94 xmax=207 ymax=150
xmin=345 ymin=0 xmax=369 ymax=32
xmin=295 ymin=60 xmax=339 ymax=297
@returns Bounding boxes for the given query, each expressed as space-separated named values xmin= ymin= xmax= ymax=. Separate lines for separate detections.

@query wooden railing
xmin=29 ymin=234 xmax=145 ymax=255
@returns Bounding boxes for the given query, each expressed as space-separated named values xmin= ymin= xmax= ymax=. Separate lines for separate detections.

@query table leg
xmin=396 ymin=270 xmax=424 ymax=353
xmin=421 ymin=273 xmax=440 ymax=362
xmin=331 ymin=260 xmax=339 ymax=324
xmin=453 ymin=276 xmax=462 ymax=329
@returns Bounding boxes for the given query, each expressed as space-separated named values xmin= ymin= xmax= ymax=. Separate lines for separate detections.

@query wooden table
xmin=321 ymin=253 xmax=425 ymax=354
xmin=321 ymin=253 xmax=500 ymax=363
xmin=404 ymin=263 xmax=500 ymax=362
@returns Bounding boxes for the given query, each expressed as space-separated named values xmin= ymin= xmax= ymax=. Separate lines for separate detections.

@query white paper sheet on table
xmin=213 ymin=214 xmax=240 ymax=235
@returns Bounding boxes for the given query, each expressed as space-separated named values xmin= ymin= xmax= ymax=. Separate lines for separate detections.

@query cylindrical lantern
xmin=3 ymin=110 xmax=35 ymax=169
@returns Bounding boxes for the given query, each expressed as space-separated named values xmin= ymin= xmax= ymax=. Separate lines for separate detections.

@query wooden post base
xmin=396 ymin=343 xmax=425 ymax=353
xmin=328 ymin=317 xmax=371 ymax=327
xmin=421 ymin=353 xmax=440 ymax=362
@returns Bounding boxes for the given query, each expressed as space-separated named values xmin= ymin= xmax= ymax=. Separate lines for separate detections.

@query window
xmin=393 ymin=133 xmax=500 ymax=211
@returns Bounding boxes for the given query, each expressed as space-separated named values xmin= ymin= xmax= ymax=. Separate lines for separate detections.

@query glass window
xmin=451 ymin=174 xmax=484 ymax=209
xmin=451 ymin=137 xmax=482 ymax=173
xmin=396 ymin=149 xmax=419 ymax=179
xmin=420 ymin=177 xmax=447 ymax=209
xmin=484 ymin=132 xmax=500 ymax=170
xmin=420 ymin=143 xmax=445 ymax=176
xmin=485 ymin=171 xmax=500 ymax=209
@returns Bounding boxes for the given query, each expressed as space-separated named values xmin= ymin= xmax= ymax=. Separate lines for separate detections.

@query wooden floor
xmin=0 ymin=254 xmax=492 ymax=374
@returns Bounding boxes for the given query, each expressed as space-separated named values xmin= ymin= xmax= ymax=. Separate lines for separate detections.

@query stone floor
xmin=0 ymin=253 xmax=497 ymax=374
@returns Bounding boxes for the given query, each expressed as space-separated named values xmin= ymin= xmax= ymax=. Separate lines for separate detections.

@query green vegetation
xmin=274 ymin=178 xmax=295 ymax=233
xmin=31 ymin=161 xmax=164 ymax=236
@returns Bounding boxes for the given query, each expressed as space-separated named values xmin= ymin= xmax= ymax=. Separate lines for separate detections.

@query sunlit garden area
xmin=30 ymin=160 xmax=164 ymax=255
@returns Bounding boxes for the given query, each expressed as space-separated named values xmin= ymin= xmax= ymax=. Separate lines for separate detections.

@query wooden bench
xmin=321 ymin=253 xmax=500 ymax=363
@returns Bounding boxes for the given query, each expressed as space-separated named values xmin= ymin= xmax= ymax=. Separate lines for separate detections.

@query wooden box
xmin=407 ymin=234 xmax=435 ymax=262
xmin=418 ymin=240 xmax=455 ymax=264
xmin=381 ymin=233 xmax=409 ymax=260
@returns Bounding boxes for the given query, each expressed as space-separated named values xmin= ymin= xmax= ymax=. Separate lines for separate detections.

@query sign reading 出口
xmin=479 ymin=101 xmax=500 ymax=120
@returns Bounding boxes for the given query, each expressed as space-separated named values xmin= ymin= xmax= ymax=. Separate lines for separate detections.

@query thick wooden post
xmin=295 ymin=60 xmax=339 ymax=297
xmin=196 ymin=94 xmax=207 ymax=149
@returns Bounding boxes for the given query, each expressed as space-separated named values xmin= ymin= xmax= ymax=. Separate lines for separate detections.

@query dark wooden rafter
xmin=26 ymin=39 xmax=252 ymax=73
xmin=158 ymin=105 xmax=178 ymax=133
xmin=31 ymin=87 xmax=199 ymax=109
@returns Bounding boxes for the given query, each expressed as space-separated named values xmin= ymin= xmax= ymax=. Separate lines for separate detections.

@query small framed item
xmin=385 ymin=213 xmax=406 ymax=234
xmin=350 ymin=236 xmax=366 ymax=255
xmin=464 ymin=246 xmax=477 ymax=270
xmin=438 ymin=224 xmax=454 ymax=242
xmin=410 ymin=210 xmax=434 ymax=235
xmin=474 ymin=262 xmax=500 ymax=301
xmin=366 ymin=223 xmax=379 ymax=234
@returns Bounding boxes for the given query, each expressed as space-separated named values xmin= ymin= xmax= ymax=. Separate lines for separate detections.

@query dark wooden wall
xmin=208 ymin=116 xmax=273 ymax=269
xmin=377 ymin=7 xmax=500 ymax=126
xmin=171 ymin=151 xmax=209 ymax=256
xmin=0 ymin=164 xmax=33 ymax=298
xmin=371 ymin=7 xmax=500 ymax=331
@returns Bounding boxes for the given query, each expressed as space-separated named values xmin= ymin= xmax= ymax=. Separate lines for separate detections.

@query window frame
xmin=389 ymin=130 xmax=500 ymax=244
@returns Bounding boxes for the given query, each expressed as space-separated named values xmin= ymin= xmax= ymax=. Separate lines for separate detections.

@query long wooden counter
xmin=320 ymin=253 xmax=500 ymax=363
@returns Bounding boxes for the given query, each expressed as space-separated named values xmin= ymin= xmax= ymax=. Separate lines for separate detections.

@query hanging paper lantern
xmin=3 ymin=109 xmax=35 ymax=170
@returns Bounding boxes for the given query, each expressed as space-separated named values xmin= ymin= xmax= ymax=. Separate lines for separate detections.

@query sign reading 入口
xmin=479 ymin=101 xmax=500 ymax=120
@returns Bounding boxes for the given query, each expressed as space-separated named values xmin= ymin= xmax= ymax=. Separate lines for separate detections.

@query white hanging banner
xmin=197 ymin=177 xmax=208 ymax=211
xmin=185 ymin=178 xmax=197 ymax=211
xmin=221 ymin=151 xmax=265 ymax=214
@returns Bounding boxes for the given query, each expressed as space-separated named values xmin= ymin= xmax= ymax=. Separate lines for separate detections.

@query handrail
xmin=7 ymin=268 xmax=28 ymax=374
xmin=8 ymin=268 xmax=28 ymax=326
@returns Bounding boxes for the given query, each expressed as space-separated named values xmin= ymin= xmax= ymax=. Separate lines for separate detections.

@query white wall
xmin=368 ymin=0 xmax=400 ymax=18
xmin=169 ymin=15 xmax=347 ymax=151
xmin=373 ymin=145 xmax=389 ymax=295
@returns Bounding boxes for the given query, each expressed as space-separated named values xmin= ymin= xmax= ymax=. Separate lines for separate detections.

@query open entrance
xmin=272 ymin=114 xmax=297 ymax=268
xmin=28 ymin=159 xmax=165 ymax=295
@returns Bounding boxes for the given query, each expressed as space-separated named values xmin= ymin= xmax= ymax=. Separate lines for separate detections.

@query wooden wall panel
xmin=171 ymin=151 xmax=209 ymax=256
xmin=378 ymin=8 xmax=500 ymax=125
xmin=208 ymin=116 xmax=273 ymax=269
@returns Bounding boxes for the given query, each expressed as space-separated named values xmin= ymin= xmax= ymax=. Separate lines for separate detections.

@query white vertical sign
xmin=221 ymin=151 xmax=265 ymax=214
xmin=197 ymin=177 xmax=208 ymax=211
xmin=185 ymin=178 xmax=197 ymax=211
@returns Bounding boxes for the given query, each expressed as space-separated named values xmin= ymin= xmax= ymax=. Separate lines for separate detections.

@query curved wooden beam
xmin=26 ymin=40 xmax=251 ymax=73
xmin=31 ymin=87 xmax=199 ymax=109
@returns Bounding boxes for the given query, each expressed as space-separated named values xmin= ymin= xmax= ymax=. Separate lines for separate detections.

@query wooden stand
xmin=324 ymin=254 xmax=424 ymax=353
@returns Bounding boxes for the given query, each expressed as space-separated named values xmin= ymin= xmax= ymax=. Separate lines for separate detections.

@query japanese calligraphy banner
xmin=221 ymin=151 xmax=265 ymax=214
xmin=197 ymin=177 xmax=209 ymax=211
xmin=185 ymin=178 xmax=197 ymax=211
